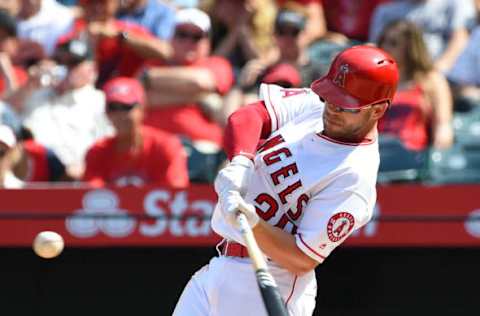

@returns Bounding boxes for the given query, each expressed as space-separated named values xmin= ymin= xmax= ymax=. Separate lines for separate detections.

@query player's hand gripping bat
xmin=236 ymin=213 xmax=289 ymax=316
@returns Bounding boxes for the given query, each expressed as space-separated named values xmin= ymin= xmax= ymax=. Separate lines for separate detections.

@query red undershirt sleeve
xmin=223 ymin=101 xmax=272 ymax=161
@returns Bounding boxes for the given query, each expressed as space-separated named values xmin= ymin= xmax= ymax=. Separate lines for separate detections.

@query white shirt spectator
xmin=448 ymin=26 xmax=480 ymax=86
xmin=21 ymin=84 xmax=113 ymax=170
xmin=17 ymin=0 xmax=74 ymax=56
xmin=0 ymin=124 xmax=23 ymax=188
xmin=0 ymin=101 xmax=21 ymax=133
xmin=2 ymin=171 xmax=23 ymax=188
xmin=369 ymin=0 xmax=475 ymax=59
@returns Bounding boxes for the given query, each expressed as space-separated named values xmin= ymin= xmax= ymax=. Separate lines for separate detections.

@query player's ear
xmin=371 ymin=102 xmax=388 ymax=120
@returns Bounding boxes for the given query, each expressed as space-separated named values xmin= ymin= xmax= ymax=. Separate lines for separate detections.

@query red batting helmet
xmin=311 ymin=45 xmax=399 ymax=110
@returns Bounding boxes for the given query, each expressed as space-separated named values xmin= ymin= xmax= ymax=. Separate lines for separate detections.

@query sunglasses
xmin=175 ymin=30 xmax=206 ymax=42
xmin=321 ymin=97 xmax=383 ymax=114
xmin=275 ymin=27 xmax=301 ymax=37
xmin=107 ymin=102 xmax=137 ymax=113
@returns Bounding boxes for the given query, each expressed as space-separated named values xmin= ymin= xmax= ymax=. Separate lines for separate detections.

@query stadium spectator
xmin=0 ymin=100 xmax=20 ymax=132
xmin=11 ymin=136 xmax=67 ymax=182
xmin=0 ymin=9 xmax=36 ymax=97
xmin=0 ymin=0 xmax=20 ymax=16
xmin=447 ymin=25 xmax=480 ymax=110
xmin=0 ymin=124 xmax=23 ymax=188
xmin=142 ymin=8 xmax=234 ymax=147
xmin=55 ymin=0 xmax=78 ymax=7
xmin=206 ymin=0 xmax=276 ymax=73
xmin=83 ymin=77 xmax=189 ymax=188
xmin=222 ymin=8 xmax=308 ymax=119
xmin=172 ymin=0 xmax=199 ymax=8
xmin=63 ymin=0 xmax=172 ymax=87
xmin=17 ymin=0 xmax=75 ymax=56
xmin=239 ymin=8 xmax=310 ymax=89
xmin=377 ymin=20 xmax=454 ymax=151
xmin=370 ymin=0 xmax=476 ymax=73
xmin=275 ymin=0 xmax=326 ymax=48
xmin=5 ymin=37 xmax=112 ymax=179
xmin=322 ymin=0 xmax=390 ymax=44
xmin=117 ymin=0 xmax=176 ymax=40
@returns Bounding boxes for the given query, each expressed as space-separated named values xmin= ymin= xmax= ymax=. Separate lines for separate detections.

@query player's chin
xmin=324 ymin=120 xmax=343 ymax=134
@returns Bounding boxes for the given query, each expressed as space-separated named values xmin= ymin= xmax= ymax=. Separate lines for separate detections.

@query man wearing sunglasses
xmin=83 ymin=77 xmax=189 ymax=188
xmin=142 ymin=8 xmax=234 ymax=148
xmin=230 ymin=8 xmax=317 ymax=114
xmin=173 ymin=45 xmax=398 ymax=315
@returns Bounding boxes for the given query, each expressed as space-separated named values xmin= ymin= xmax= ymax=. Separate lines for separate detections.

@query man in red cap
xmin=173 ymin=45 xmax=398 ymax=315
xmin=142 ymin=8 xmax=234 ymax=148
xmin=83 ymin=77 xmax=189 ymax=188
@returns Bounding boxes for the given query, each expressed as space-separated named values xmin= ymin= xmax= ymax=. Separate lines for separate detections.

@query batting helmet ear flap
xmin=311 ymin=45 xmax=399 ymax=110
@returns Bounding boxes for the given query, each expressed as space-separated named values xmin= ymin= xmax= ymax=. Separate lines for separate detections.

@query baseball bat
xmin=236 ymin=213 xmax=289 ymax=316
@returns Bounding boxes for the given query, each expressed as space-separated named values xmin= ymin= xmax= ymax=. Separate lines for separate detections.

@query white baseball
xmin=33 ymin=231 xmax=65 ymax=259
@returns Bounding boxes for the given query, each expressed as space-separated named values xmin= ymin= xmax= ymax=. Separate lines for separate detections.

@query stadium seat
xmin=181 ymin=137 xmax=226 ymax=183
xmin=377 ymin=135 xmax=427 ymax=183
xmin=426 ymin=143 xmax=480 ymax=184
xmin=452 ymin=107 xmax=480 ymax=146
xmin=308 ymin=40 xmax=348 ymax=78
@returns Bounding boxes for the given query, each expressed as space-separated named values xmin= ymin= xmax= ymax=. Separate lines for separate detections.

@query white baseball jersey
xmin=173 ymin=84 xmax=381 ymax=316
xmin=212 ymin=83 xmax=379 ymax=263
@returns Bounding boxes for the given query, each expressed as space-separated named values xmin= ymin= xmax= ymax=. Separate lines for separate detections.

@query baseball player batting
xmin=172 ymin=45 xmax=399 ymax=316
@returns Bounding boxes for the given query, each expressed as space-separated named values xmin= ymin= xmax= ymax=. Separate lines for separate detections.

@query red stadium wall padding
xmin=0 ymin=184 xmax=479 ymax=247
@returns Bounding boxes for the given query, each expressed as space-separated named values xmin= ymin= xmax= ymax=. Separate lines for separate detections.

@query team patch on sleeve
xmin=326 ymin=212 xmax=355 ymax=242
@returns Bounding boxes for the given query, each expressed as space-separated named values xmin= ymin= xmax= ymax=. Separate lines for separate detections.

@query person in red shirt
xmin=142 ymin=8 xmax=234 ymax=147
xmin=83 ymin=77 xmax=189 ymax=188
xmin=13 ymin=137 xmax=67 ymax=182
xmin=377 ymin=20 xmax=453 ymax=151
xmin=62 ymin=0 xmax=172 ymax=87
xmin=322 ymin=0 xmax=390 ymax=43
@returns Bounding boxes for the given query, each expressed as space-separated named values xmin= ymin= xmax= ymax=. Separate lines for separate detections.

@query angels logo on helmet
xmin=333 ymin=64 xmax=349 ymax=88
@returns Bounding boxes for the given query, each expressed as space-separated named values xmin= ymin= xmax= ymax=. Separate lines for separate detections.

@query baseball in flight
xmin=33 ymin=231 xmax=64 ymax=259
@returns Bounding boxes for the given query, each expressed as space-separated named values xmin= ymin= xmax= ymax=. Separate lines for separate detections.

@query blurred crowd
xmin=1 ymin=0 xmax=480 ymax=189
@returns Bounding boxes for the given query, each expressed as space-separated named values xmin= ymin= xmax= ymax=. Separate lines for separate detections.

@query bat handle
xmin=236 ymin=213 xmax=289 ymax=316
xmin=236 ymin=213 xmax=267 ymax=271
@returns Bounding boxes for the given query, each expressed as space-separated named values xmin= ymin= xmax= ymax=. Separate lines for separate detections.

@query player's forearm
xmin=252 ymin=220 xmax=318 ymax=275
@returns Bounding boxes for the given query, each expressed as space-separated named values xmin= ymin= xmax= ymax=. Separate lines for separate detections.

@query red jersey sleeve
xmin=223 ymin=101 xmax=272 ymax=160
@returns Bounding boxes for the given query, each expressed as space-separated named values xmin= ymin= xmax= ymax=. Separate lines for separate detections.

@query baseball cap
xmin=103 ymin=77 xmax=146 ymax=106
xmin=175 ymin=8 xmax=211 ymax=34
xmin=275 ymin=9 xmax=306 ymax=30
xmin=262 ymin=63 xmax=302 ymax=88
xmin=0 ymin=124 xmax=16 ymax=148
